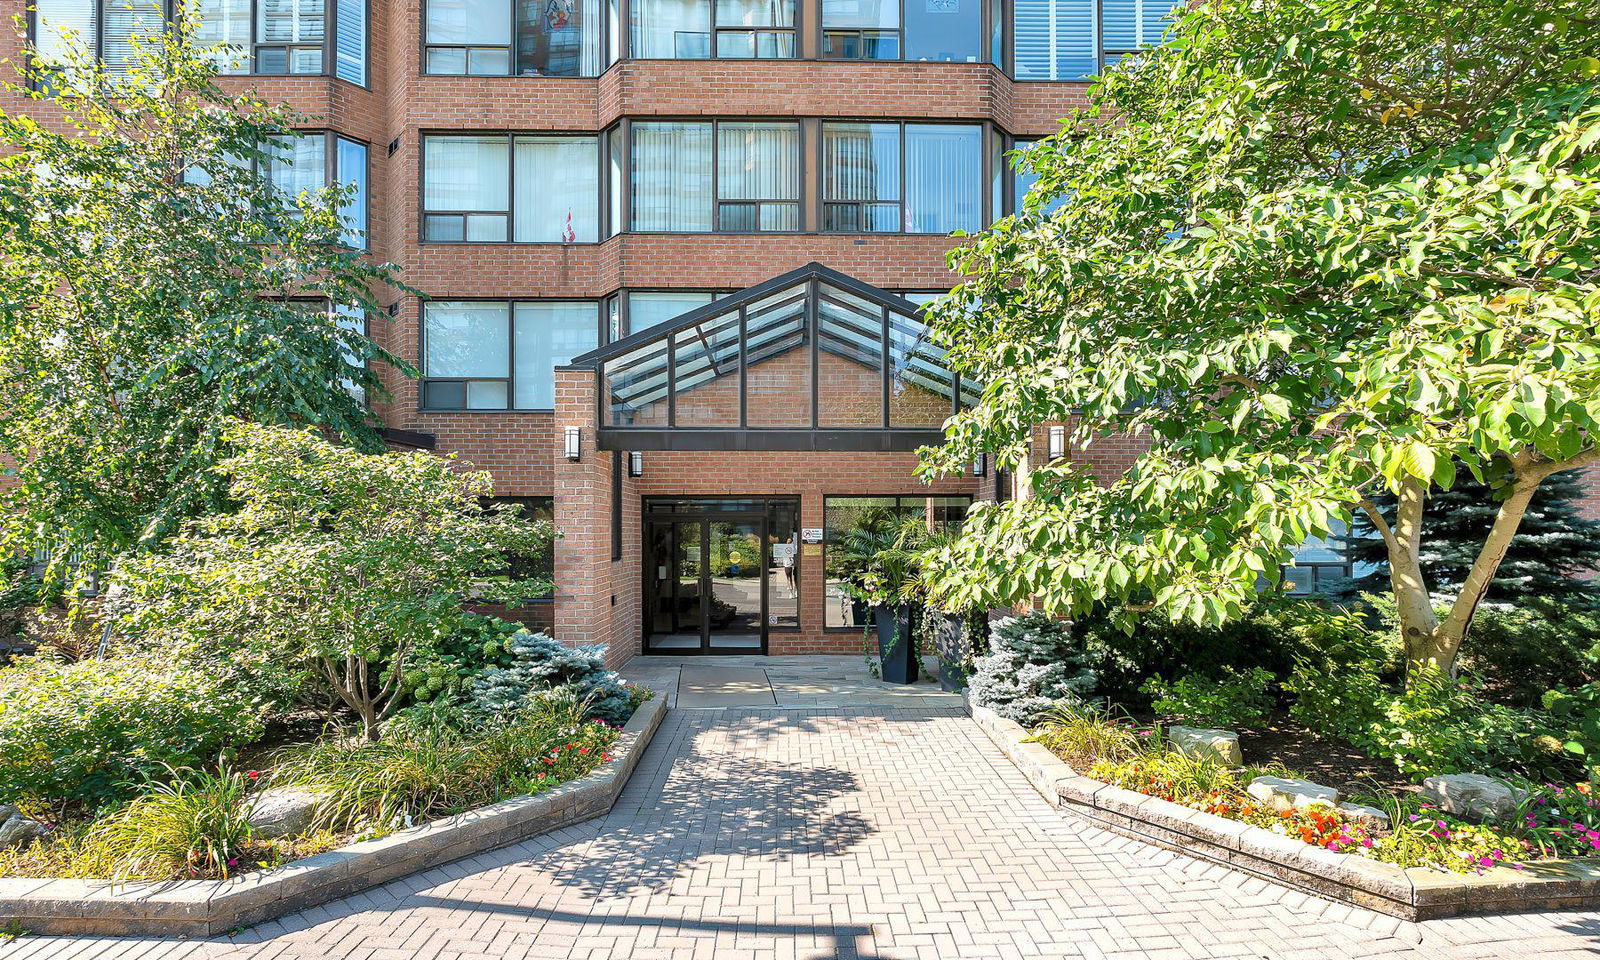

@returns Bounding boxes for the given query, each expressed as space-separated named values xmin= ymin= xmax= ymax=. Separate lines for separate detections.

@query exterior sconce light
xmin=628 ymin=451 xmax=644 ymax=477
xmin=564 ymin=426 xmax=582 ymax=461
xmin=1047 ymin=425 xmax=1066 ymax=461
xmin=971 ymin=452 xmax=987 ymax=477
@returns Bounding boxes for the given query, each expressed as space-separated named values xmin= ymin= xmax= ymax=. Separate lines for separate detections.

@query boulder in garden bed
xmin=1421 ymin=773 xmax=1528 ymax=822
xmin=248 ymin=786 xmax=335 ymax=839
xmin=1167 ymin=725 xmax=1243 ymax=767
xmin=0 ymin=808 xmax=48 ymax=848
xmin=1247 ymin=775 xmax=1340 ymax=813
xmin=1336 ymin=801 xmax=1391 ymax=829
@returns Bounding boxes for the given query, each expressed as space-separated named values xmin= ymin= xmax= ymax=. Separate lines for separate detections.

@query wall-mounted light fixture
xmin=628 ymin=451 xmax=644 ymax=477
xmin=564 ymin=426 xmax=582 ymax=461
xmin=971 ymin=452 xmax=987 ymax=477
xmin=1047 ymin=425 xmax=1066 ymax=461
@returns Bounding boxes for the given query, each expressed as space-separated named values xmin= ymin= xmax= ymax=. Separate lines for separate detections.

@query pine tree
xmin=1343 ymin=467 xmax=1600 ymax=604
xmin=968 ymin=612 xmax=1098 ymax=724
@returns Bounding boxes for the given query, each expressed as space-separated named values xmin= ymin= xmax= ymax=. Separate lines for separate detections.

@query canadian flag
xmin=563 ymin=209 xmax=576 ymax=243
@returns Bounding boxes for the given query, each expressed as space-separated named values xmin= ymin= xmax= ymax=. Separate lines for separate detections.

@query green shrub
xmin=399 ymin=613 xmax=523 ymax=707
xmin=1463 ymin=600 xmax=1600 ymax=707
xmin=278 ymin=692 xmax=617 ymax=832
xmin=968 ymin=612 xmax=1097 ymax=724
xmin=79 ymin=765 xmax=257 ymax=881
xmin=1140 ymin=667 xmax=1275 ymax=728
xmin=1030 ymin=704 xmax=1150 ymax=767
xmin=0 ymin=657 xmax=266 ymax=808
xmin=1541 ymin=682 xmax=1600 ymax=781
xmin=468 ymin=631 xmax=639 ymax=725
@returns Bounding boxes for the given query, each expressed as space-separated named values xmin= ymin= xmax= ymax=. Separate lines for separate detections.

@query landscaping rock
xmin=248 ymin=786 xmax=334 ymax=838
xmin=1336 ymin=802 xmax=1392 ymax=830
xmin=1167 ymin=726 xmax=1243 ymax=767
xmin=1421 ymin=773 xmax=1527 ymax=822
xmin=0 ymin=813 xmax=47 ymax=848
xmin=0 ymin=804 xmax=18 ymax=825
xmin=1246 ymin=776 xmax=1340 ymax=813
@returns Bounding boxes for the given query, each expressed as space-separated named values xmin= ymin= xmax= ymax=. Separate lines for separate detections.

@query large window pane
xmin=743 ymin=286 xmax=809 ymax=427
xmin=817 ymin=286 xmax=885 ymax=428
xmin=632 ymin=121 xmax=713 ymax=231
xmin=628 ymin=292 xmax=715 ymax=334
xmin=34 ymin=0 xmax=97 ymax=67
xmin=822 ymin=122 xmax=901 ymax=232
xmin=513 ymin=302 xmax=598 ymax=408
xmin=425 ymin=303 xmax=511 ymax=410
xmin=427 ymin=0 xmax=511 ymax=46
xmin=1101 ymin=0 xmax=1169 ymax=58
xmin=196 ymin=0 xmax=252 ymax=74
xmin=1013 ymin=0 xmax=1096 ymax=81
xmin=822 ymin=0 xmax=897 ymax=28
xmin=258 ymin=0 xmax=325 ymax=72
xmin=334 ymin=0 xmax=366 ymax=82
xmin=888 ymin=310 xmax=951 ymax=425
xmin=716 ymin=121 xmax=799 ymax=231
xmin=265 ymin=134 xmax=326 ymax=202
xmin=715 ymin=0 xmax=794 ymax=58
xmin=905 ymin=123 xmax=981 ymax=233
xmin=671 ymin=311 xmax=741 ymax=427
xmin=824 ymin=496 xmax=968 ymax=627
xmin=630 ymin=0 xmax=710 ymax=58
xmin=423 ymin=135 xmax=510 ymax=240
xmin=517 ymin=0 xmax=603 ymax=75
xmin=103 ymin=0 xmax=166 ymax=76
xmin=904 ymin=0 xmax=980 ymax=63
xmin=514 ymin=136 xmax=599 ymax=242
xmin=335 ymin=137 xmax=367 ymax=248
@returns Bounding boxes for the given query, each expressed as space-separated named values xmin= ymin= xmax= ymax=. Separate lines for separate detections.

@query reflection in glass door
xmin=706 ymin=520 xmax=762 ymax=650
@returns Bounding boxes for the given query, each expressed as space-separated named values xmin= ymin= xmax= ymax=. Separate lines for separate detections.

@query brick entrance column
xmin=552 ymin=365 xmax=640 ymax=668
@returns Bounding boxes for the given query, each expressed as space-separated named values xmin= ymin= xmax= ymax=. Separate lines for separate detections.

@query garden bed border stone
xmin=966 ymin=698 xmax=1600 ymax=921
xmin=0 ymin=693 xmax=669 ymax=938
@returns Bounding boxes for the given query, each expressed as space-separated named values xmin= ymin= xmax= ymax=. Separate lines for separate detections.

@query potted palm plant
xmin=846 ymin=515 xmax=932 ymax=685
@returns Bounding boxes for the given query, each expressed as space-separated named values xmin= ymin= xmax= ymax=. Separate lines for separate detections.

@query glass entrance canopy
xmin=568 ymin=263 xmax=979 ymax=450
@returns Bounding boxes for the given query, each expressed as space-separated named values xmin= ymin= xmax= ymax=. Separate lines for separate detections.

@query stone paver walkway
xmin=4 ymin=660 xmax=1598 ymax=959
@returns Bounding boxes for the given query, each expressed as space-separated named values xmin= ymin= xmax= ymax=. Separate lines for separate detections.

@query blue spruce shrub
xmin=968 ymin=612 xmax=1097 ymax=724
xmin=469 ymin=630 xmax=636 ymax=724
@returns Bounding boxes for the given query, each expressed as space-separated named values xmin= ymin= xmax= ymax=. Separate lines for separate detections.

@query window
xmin=626 ymin=291 xmax=719 ymax=335
xmin=424 ymin=0 xmax=604 ymax=76
xmin=1012 ymin=0 xmax=1170 ymax=81
xmin=630 ymin=0 xmax=794 ymax=59
xmin=1009 ymin=137 xmax=1066 ymax=214
xmin=32 ymin=0 xmax=165 ymax=78
xmin=631 ymin=120 xmax=800 ymax=232
xmin=821 ymin=0 xmax=981 ymax=63
xmin=486 ymin=496 xmax=555 ymax=588
xmin=262 ymin=133 xmax=369 ymax=247
xmin=822 ymin=122 xmax=983 ymax=234
xmin=823 ymin=496 xmax=969 ymax=627
xmin=1283 ymin=522 xmax=1353 ymax=597
xmin=422 ymin=300 xmax=600 ymax=410
xmin=421 ymin=134 xmax=601 ymax=242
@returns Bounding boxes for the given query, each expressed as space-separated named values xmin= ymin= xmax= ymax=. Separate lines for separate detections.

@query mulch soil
xmin=1232 ymin=710 xmax=1417 ymax=800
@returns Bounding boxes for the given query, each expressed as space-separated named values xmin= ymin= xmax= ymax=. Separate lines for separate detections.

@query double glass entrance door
xmin=645 ymin=498 xmax=799 ymax=654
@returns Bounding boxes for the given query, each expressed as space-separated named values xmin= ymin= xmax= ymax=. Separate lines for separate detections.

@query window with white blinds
xmin=821 ymin=121 xmax=984 ymax=234
xmin=1012 ymin=0 xmax=1171 ymax=81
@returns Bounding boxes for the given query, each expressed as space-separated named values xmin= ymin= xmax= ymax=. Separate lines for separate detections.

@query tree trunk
xmin=1430 ymin=478 xmax=1542 ymax=672
xmin=1382 ymin=478 xmax=1443 ymax=673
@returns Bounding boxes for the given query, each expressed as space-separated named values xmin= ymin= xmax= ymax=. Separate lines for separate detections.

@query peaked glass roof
xmin=569 ymin=263 xmax=978 ymax=451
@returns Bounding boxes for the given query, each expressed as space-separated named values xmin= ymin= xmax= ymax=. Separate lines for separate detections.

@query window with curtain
xmin=630 ymin=0 xmax=710 ymax=57
xmin=514 ymin=137 xmax=600 ymax=242
xmin=423 ymin=133 xmax=600 ymax=243
xmin=32 ymin=0 xmax=165 ymax=78
xmin=715 ymin=121 xmax=799 ymax=230
xmin=823 ymin=122 xmax=983 ymax=234
xmin=195 ymin=0 xmax=252 ymax=74
xmin=422 ymin=301 xmax=600 ymax=410
xmin=626 ymin=291 xmax=717 ymax=335
xmin=513 ymin=302 xmax=601 ymax=408
xmin=822 ymin=0 xmax=980 ymax=62
xmin=425 ymin=0 xmax=603 ymax=76
xmin=1101 ymin=0 xmax=1171 ymax=62
xmin=712 ymin=0 xmax=794 ymax=57
xmin=333 ymin=0 xmax=365 ymax=82
xmin=260 ymin=133 xmax=369 ymax=247
xmin=631 ymin=121 xmax=713 ymax=231
xmin=1011 ymin=0 xmax=1095 ymax=81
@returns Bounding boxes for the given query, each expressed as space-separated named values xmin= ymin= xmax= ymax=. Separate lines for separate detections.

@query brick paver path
xmin=6 ymin=707 xmax=1598 ymax=959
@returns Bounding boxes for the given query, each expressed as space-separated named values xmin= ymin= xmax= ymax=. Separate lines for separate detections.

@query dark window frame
xmin=419 ymin=297 xmax=604 ymax=412
xmin=820 ymin=493 xmax=971 ymax=631
xmin=626 ymin=118 xmax=806 ymax=234
xmin=819 ymin=119 xmax=993 ymax=235
xmin=421 ymin=0 xmax=611 ymax=77
xmin=818 ymin=0 xmax=997 ymax=64
xmin=626 ymin=0 xmax=799 ymax=61
xmin=419 ymin=130 xmax=608 ymax=245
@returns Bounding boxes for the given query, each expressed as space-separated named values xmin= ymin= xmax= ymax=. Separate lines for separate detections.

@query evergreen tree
xmin=1343 ymin=466 xmax=1600 ymax=604
xmin=968 ymin=612 xmax=1097 ymax=724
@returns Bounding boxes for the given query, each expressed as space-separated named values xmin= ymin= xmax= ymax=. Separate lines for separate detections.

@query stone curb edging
xmin=966 ymin=699 xmax=1600 ymax=921
xmin=0 ymin=694 xmax=669 ymax=938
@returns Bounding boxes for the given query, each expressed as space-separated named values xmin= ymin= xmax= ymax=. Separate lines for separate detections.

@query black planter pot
xmin=873 ymin=603 xmax=918 ymax=685
xmin=929 ymin=613 xmax=969 ymax=692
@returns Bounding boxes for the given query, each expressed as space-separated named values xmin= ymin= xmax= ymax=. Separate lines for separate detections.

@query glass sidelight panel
xmin=706 ymin=520 xmax=763 ymax=648
xmin=672 ymin=311 xmax=742 ymax=427
xmin=647 ymin=520 xmax=703 ymax=650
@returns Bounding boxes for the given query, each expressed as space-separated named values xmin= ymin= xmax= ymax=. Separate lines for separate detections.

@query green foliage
xmin=1029 ymin=704 xmax=1149 ymax=767
xmin=276 ymin=693 xmax=617 ymax=832
xmin=1140 ymin=667 xmax=1274 ymax=729
xmin=968 ymin=612 xmax=1097 ymax=724
xmin=1462 ymin=600 xmax=1600 ymax=707
xmin=1541 ymin=683 xmax=1600 ymax=780
xmin=1343 ymin=467 xmax=1600 ymax=604
xmin=918 ymin=0 xmax=1600 ymax=675
xmin=110 ymin=423 xmax=555 ymax=739
xmin=0 ymin=18 xmax=416 ymax=576
xmin=79 ymin=765 xmax=257 ymax=881
xmin=399 ymin=613 xmax=524 ymax=708
xmin=1088 ymin=750 xmax=1253 ymax=804
xmin=0 ymin=657 xmax=265 ymax=808
xmin=467 ymin=631 xmax=640 ymax=725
